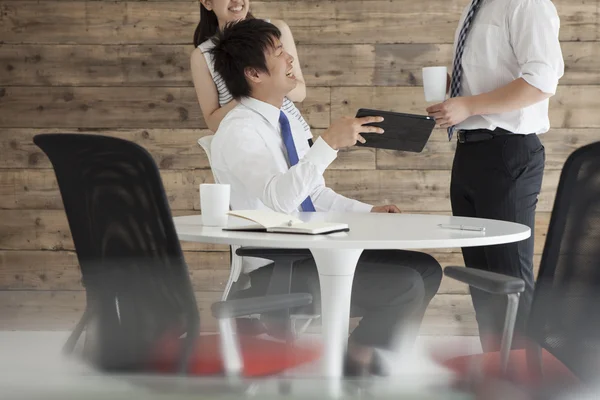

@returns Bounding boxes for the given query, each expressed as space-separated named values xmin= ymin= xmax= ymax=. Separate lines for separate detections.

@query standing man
xmin=426 ymin=0 xmax=564 ymax=351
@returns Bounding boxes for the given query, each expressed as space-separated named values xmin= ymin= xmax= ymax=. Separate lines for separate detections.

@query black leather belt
xmin=457 ymin=128 xmax=513 ymax=144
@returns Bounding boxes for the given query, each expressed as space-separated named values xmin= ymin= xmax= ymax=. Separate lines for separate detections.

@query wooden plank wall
xmin=1 ymin=0 xmax=598 ymax=335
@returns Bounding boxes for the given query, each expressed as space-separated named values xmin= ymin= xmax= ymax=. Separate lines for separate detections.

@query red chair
xmin=152 ymin=300 xmax=322 ymax=377
xmin=441 ymin=142 xmax=600 ymax=388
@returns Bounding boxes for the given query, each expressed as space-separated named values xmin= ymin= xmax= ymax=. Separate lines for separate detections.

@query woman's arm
xmin=190 ymin=47 xmax=238 ymax=132
xmin=271 ymin=19 xmax=306 ymax=102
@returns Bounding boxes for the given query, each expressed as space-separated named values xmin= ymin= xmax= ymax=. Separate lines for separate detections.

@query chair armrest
xmin=235 ymin=247 xmax=312 ymax=259
xmin=444 ymin=266 xmax=525 ymax=295
xmin=211 ymin=293 xmax=312 ymax=319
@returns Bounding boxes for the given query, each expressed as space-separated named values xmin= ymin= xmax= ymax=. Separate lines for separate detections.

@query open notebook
xmin=223 ymin=210 xmax=349 ymax=235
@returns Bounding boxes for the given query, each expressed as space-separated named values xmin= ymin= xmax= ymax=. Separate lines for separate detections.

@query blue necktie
xmin=279 ymin=111 xmax=316 ymax=212
xmin=447 ymin=0 xmax=484 ymax=140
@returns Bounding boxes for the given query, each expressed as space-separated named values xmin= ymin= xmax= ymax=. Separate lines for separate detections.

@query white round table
xmin=174 ymin=212 xmax=530 ymax=382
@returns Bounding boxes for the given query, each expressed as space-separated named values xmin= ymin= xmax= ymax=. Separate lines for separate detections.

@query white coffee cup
xmin=199 ymin=183 xmax=230 ymax=227
xmin=422 ymin=66 xmax=448 ymax=103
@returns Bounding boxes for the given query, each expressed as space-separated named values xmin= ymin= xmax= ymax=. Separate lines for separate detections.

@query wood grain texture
xmin=322 ymin=169 xmax=559 ymax=213
xmin=1 ymin=0 xmax=596 ymax=336
xmin=0 ymin=250 xmax=230 ymax=291
xmin=376 ymin=129 xmax=600 ymax=171
xmin=0 ymin=291 xmax=478 ymax=335
xmin=0 ymin=168 xmax=560 ymax=212
xmin=0 ymin=87 xmax=330 ymax=129
xmin=0 ymin=250 xmax=542 ymax=295
xmin=0 ymin=209 xmax=229 ymax=252
xmin=0 ymin=129 xmax=212 ymax=170
xmin=0 ymin=209 xmax=552 ymax=255
xmin=0 ymin=128 xmax=372 ymax=170
xmin=0 ymin=1 xmax=594 ymax=45
xmin=331 ymin=86 xmax=600 ymax=129
xmin=3 ymin=42 xmax=598 ymax=87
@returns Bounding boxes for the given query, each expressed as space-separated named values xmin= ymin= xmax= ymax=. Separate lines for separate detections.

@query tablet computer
xmin=355 ymin=108 xmax=436 ymax=153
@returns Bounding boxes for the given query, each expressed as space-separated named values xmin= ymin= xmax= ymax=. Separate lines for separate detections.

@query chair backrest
xmin=529 ymin=141 xmax=600 ymax=383
xmin=34 ymin=133 xmax=199 ymax=372
xmin=197 ymin=135 xmax=218 ymax=183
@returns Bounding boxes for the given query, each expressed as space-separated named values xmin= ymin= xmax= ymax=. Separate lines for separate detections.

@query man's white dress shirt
xmin=211 ymin=97 xmax=372 ymax=272
xmin=454 ymin=0 xmax=565 ymax=134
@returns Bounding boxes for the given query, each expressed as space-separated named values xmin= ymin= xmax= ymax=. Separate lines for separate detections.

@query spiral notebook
xmin=223 ymin=210 xmax=349 ymax=235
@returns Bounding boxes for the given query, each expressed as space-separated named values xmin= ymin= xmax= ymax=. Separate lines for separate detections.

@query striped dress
xmin=198 ymin=37 xmax=311 ymax=133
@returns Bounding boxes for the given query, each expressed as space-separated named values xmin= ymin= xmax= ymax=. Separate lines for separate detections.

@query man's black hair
xmin=210 ymin=19 xmax=282 ymax=99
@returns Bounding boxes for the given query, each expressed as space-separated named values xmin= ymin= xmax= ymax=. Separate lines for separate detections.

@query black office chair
xmin=443 ymin=141 xmax=600 ymax=386
xmin=33 ymin=133 xmax=319 ymax=376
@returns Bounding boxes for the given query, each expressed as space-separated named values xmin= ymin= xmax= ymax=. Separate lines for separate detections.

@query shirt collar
xmin=240 ymin=97 xmax=281 ymax=130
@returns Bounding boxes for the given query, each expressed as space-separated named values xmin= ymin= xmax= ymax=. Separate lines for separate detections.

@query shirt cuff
xmin=302 ymin=136 xmax=338 ymax=174
xmin=350 ymin=200 xmax=374 ymax=213
xmin=521 ymin=63 xmax=560 ymax=95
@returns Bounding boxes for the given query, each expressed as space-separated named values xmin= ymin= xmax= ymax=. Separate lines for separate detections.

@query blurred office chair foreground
xmin=33 ymin=133 xmax=320 ymax=377
xmin=441 ymin=142 xmax=600 ymax=388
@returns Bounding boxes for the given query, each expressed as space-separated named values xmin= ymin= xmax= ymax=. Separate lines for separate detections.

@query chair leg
xmin=177 ymin=323 xmax=199 ymax=375
xmin=222 ymin=245 xmax=243 ymax=301
xmin=63 ymin=307 xmax=92 ymax=355
xmin=218 ymin=318 xmax=244 ymax=379
xmin=264 ymin=258 xmax=294 ymax=336
xmin=500 ymin=293 xmax=520 ymax=373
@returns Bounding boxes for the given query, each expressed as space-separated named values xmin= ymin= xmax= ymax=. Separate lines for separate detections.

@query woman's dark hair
xmin=193 ymin=2 xmax=254 ymax=47
xmin=210 ymin=19 xmax=282 ymax=99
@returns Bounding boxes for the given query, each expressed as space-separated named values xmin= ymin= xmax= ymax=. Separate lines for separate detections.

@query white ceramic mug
xmin=422 ymin=66 xmax=448 ymax=103
xmin=199 ymin=183 xmax=230 ymax=227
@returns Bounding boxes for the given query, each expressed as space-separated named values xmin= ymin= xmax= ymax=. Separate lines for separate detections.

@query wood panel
xmin=331 ymin=86 xmax=600 ymax=129
xmin=0 ymin=249 xmax=542 ymax=295
xmin=0 ymin=1 xmax=594 ymax=45
xmin=0 ymin=209 xmax=229 ymax=252
xmin=1 ymin=0 xmax=596 ymax=337
xmin=0 ymin=209 xmax=552 ymax=255
xmin=323 ymin=170 xmax=559 ymax=213
xmin=376 ymin=129 xmax=600 ymax=171
xmin=3 ymin=42 xmax=598 ymax=87
xmin=0 ymin=169 xmax=212 ymax=210
xmin=0 ymin=128 xmax=374 ymax=171
xmin=0 ymin=44 xmax=195 ymax=87
xmin=0 ymin=87 xmax=330 ymax=129
xmin=0 ymin=129 xmax=205 ymax=170
xmin=0 ymin=291 xmax=478 ymax=335
xmin=0 ymin=126 xmax=590 ymax=173
xmin=0 ymin=290 xmax=223 ymax=333
xmin=0 ymin=250 xmax=230 ymax=292
xmin=0 ymin=168 xmax=560 ymax=212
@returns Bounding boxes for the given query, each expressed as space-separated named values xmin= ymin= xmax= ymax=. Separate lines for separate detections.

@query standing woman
xmin=191 ymin=0 xmax=309 ymax=133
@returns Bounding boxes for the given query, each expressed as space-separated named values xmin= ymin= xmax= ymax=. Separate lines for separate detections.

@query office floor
xmin=0 ymin=330 xmax=481 ymax=382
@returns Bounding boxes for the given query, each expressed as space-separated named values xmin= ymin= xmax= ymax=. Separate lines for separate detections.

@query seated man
xmin=208 ymin=18 xmax=442 ymax=375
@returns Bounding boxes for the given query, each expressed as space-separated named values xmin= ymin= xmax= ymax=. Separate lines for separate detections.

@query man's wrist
xmin=464 ymin=95 xmax=479 ymax=117
xmin=320 ymin=132 xmax=339 ymax=150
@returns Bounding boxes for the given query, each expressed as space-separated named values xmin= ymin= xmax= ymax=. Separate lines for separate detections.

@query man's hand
xmin=371 ymin=205 xmax=401 ymax=213
xmin=426 ymin=97 xmax=474 ymax=128
xmin=321 ymin=116 xmax=384 ymax=150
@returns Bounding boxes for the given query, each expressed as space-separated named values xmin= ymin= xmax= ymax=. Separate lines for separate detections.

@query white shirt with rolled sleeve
xmin=454 ymin=0 xmax=565 ymax=134
xmin=211 ymin=97 xmax=373 ymax=272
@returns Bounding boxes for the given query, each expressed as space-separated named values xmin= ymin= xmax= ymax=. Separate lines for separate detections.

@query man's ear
xmin=244 ymin=67 xmax=262 ymax=84
xmin=199 ymin=0 xmax=212 ymax=11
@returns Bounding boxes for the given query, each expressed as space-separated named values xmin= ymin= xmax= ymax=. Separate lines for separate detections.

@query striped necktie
xmin=279 ymin=111 xmax=316 ymax=212
xmin=447 ymin=0 xmax=484 ymax=140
